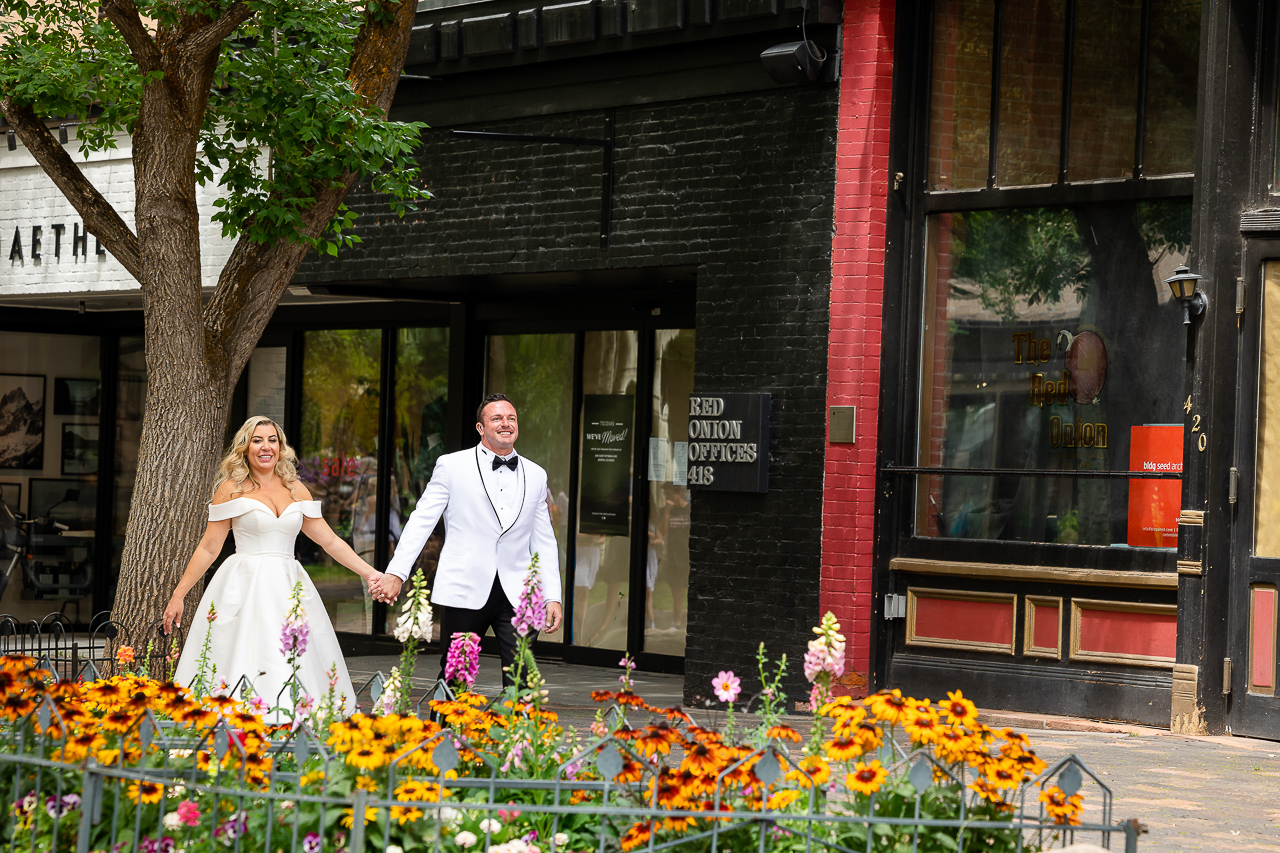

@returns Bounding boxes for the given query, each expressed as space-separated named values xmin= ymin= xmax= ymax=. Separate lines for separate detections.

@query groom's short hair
xmin=476 ymin=393 xmax=515 ymax=424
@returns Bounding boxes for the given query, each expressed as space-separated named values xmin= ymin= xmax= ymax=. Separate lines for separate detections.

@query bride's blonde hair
xmin=214 ymin=416 xmax=302 ymax=500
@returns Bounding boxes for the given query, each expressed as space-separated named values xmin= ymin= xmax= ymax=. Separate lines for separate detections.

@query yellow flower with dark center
xmin=100 ymin=710 xmax=138 ymax=734
xmin=968 ymin=777 xmax=1008 ymax=806
xmin=865 ymin=689 xmax=912 ymax=726
xmin=127 ymin=781 xmax=164 ymax=804
xmin=845 ymin=760 xmax=888 ymax=796
xmin=229 ymin=712 xmax=267 ymax=734
xmin=984 ymin=759 xmax=1024 ymax=789
xmin=823 ymin=738 xmax=864 ymax=762
xmin=1 ymin=691 xmax=38 ymax=720
xmin=390 ymin=804 xmax=423 ymax=825
xmin=355 ymin=775 xmax=380 ymax=793
xmin=940 ymin=690 xmax=978 ymax=727
xmin=904 ymin=709 xmax=943 ymax=745
xmin=204 ymin=694 xmax=239 ymax=714
xmin=786 ymin=755 xmax=830 ymax=788
xmin=620 ymin=821 xmax=654 ymax=852
xmin=766 ymin=789 xmax=803 ymax=810
xmin=1005 ymin=746 xmax=1047 ymax=776
xmin=348 ymin=746 xmax=388 ymax=772
xmin=95 ymin=748 xmax=121 ymax=765
xmin=1039 ymin=785 xmax=1084 ymax=826
xmin=176 ymin=706 xmax=218 ymax=730
xmin=765 ymin=725 xmax=802 ymax=743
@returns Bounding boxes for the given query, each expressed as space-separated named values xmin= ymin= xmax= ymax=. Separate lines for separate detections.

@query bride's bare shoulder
xmin=293 ymin=482 xmax=314 ymax=501
xmin=212 ymin=480 xmax=240 ymax=505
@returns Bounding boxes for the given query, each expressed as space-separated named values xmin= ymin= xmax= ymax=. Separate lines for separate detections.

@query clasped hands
xmin=367 ymin=573 xmax=563 ymax=633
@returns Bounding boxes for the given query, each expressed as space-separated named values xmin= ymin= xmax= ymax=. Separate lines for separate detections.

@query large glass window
xmin=0 ymin=332 xmax=100 ymax=623
xmin=645 ymin=329 xmax=694 ymax=656
xmin=575 ymin=330 xmax=638 ymax=650
xmin=389 ymin=329 xmax=451 ymax=629
xmin=486 ymin=334 xmax=575 ymax=644
xmin=298 ymin=330 xmax=382 ymax=633
xmin=917 ymin=201 xmax=1191 ymax=546
xmin=928 ymin=0 xmax=1200 ymax=188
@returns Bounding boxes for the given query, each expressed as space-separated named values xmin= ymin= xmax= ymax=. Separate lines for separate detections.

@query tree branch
xmin=0 ymin=99 xmax=142 ymax=280
xmin=99 ymin=0 xmax=163 ymax=73
xmin=180 ymin=2 xmax=255 ymax=64
xmin=203 ymin=0 xmax=418 ymax=362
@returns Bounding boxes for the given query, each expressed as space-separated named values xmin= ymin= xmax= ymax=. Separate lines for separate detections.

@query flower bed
xmin=0 ymin=565 xmax=1133 ymax=853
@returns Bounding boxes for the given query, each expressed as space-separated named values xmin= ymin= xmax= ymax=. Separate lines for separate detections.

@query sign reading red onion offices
xmin=686 ymin=393 xmax=769 ymax=492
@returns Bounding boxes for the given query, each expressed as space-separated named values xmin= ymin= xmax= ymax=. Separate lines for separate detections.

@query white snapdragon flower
xmin=455 ymin=831 xmax=478 ymax=848
xmin=553 ymin=833 xmax=569 ymax=847
xmin=478 ymin=818 xmax=502 ymax=833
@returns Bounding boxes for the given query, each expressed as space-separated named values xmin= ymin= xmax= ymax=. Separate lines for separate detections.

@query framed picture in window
xmin=0 ymin=374 xmax=45 ymax=470
xmin=54 ymin=378 xmax=100 ymax=417
xmin=61 ymin=423 xmax=99 ymax=476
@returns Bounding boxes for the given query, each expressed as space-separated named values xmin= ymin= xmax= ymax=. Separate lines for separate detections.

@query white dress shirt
xmin=477 ymin=445 xmax=523 ymax=531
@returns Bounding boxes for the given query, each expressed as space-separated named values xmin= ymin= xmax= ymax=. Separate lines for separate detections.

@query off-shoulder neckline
xmin=210 ymin=496 xmax=316 ymax=519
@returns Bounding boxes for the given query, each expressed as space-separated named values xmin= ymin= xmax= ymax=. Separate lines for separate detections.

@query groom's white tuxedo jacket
xmin=384 ymin=445 xmax=562 ymax=611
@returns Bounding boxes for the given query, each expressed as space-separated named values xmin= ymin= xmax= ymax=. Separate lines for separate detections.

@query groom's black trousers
xmin=436 ymin=575 xmax=537 ymax=690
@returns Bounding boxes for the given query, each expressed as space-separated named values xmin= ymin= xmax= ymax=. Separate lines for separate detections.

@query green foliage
xmin=0 ymin=0 xmax=428 ymax=255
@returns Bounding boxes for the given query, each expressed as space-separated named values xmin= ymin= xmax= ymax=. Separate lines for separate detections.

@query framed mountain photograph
xmin=0 ymin=375 xmax=45 ymax=470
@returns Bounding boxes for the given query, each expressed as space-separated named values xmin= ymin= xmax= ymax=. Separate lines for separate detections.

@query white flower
xmin=386 ymin=846 xmax=404 ymax=853
xmin=438 ymin=807 xmax=459 ymax=822
xmin=553 ymin=833 xmax=569 ymax=847
xmin=455 ymin=831 xmax=478 ymax=848
xmin=479 ymin=818 xmax=502 ymax=833
xmin=163 ymin=812 xmax=183 ymax=830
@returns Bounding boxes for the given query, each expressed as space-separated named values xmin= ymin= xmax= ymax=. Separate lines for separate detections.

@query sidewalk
xmin=348 ymin=654 xmax=1280 ymax=852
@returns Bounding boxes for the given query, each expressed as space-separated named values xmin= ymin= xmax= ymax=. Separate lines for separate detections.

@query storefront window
xmin=298 ymin=329 xmax=382 ymax=632
xmin=486 ymin=334 xmax=574 ymax=643
xmin=0 ymin=333 xmax=100 ymax=623
xmin=391 ymin=328 xmax=450 ymax=627
xmin=927 ymin=0 xmax=1200 ymax=188
xmin=646 ymin=329 xmax=694 ymax=656
xmin=917 ymin=201 xmax=1191 ymax=546
xmin=576 ymin=330 xmax=638 ymax=650
xmin=111 ymin=336 xmax=147 ymax=606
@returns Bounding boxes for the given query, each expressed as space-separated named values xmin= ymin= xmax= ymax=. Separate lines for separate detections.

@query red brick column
xmin=822 ymin=0 xmax=896 ymax=697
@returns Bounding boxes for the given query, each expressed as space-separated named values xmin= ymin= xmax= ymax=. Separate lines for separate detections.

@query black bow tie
xmin=492 ymin=455 xmax=518 ymax=471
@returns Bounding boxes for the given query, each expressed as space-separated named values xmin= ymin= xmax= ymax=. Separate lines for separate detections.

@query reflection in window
xmin=927 ymin=0 xmax=1200 ymax=188
xmin=576 ymin=331 xmax=638 ymax=651
xmin=390 ymin=329 xmax=450 ymax=634
xmin=298 ymin=330 xmax=382 ymax=633
xmin=486 ymin=334 xmax=574 ymax=644
xmin=996 ymin=0 xmax=1064 ymax=186
xmin=929 ymin=0 xmax=994 ymax=191
xmin=646 ymin=329 xmax=694 ymax=656
xmin=918 ymin=201 xmax=1191 ymax=545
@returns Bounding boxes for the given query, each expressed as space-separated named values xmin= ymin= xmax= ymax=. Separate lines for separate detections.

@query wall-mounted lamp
xmin=760 ymin=41 xmax=827 ymax=85
xmin=1164 ymin=264 xmax=1207 ymax=326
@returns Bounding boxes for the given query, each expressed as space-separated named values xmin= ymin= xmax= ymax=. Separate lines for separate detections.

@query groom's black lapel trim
xmin=474 ymin=445 xmax=526 ymax=537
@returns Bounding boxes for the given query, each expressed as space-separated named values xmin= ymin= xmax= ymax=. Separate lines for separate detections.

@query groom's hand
xmin=371 ymin=574 xmax=404 ymax=604
xmin=544 ymin=602 xmax=563 ymax=634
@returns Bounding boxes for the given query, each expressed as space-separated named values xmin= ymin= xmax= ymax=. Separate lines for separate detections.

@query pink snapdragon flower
xmin=175 ymin=800 xmax=200 ymax=827
xmin=711 ymin=670 xmax=741 ymax=703
xmin=445 ymin=632 xmax=482 ymax=689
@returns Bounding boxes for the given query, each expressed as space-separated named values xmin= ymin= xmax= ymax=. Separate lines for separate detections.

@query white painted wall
xmin=0 ymin=131 xmax=236 ymax=298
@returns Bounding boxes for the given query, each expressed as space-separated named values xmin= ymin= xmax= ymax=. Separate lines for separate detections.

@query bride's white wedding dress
xmin=173 ymin=498 xmax=357 ymax=715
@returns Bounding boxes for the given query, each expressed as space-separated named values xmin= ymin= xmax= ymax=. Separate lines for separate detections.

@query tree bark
xmin=1 ymin=0 xmax=419 ymax=653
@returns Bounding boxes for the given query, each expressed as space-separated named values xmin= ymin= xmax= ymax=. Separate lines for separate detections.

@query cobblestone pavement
xmin=347 ymin=654 xmax=1280 ymax=852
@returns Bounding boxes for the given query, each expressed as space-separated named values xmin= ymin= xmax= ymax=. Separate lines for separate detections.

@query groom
xmin=371 ymin=393 xmax=563 ymax=687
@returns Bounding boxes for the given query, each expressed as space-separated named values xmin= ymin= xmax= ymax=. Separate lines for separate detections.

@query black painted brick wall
xmin=295 ymin=86 xmax=837 ymax=707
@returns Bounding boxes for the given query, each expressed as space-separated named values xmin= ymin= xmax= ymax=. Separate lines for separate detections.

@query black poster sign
xmin=687 ymin=392 xmax=770 ymax=492
xmin=579 ymin=394 xmax=634 ymax=536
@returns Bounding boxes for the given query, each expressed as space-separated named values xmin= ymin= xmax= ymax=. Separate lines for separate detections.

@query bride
xmin=164 ymin=416 xmax=377 ymax=716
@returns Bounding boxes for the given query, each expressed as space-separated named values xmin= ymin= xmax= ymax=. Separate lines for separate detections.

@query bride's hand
xmin=163 ymin=597 xmax=183 ymax=635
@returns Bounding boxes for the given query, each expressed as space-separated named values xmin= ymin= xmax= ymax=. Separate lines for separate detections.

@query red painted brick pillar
xmin=822 ymin=0 xmax=895 ymax=698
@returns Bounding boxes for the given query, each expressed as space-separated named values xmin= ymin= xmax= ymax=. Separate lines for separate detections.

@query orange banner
xmin=1127 ymin=425 xmax=1183 ymax=548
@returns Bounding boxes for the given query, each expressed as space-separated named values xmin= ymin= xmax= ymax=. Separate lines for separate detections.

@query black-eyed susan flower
xmin=824 ymin=738 xmax=865 ymax=762
xmin=845 ymin=760 xmax=887 ymax=796
xmin=347 ymin=745 xmax=388 ymax=772
xmin=619 ymin=821 xmax=654 ymax=852
xmin=127 ymin=781 xmax=164 ymax=805
xmin=940 ymin=690 xmax=979 ymax=727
